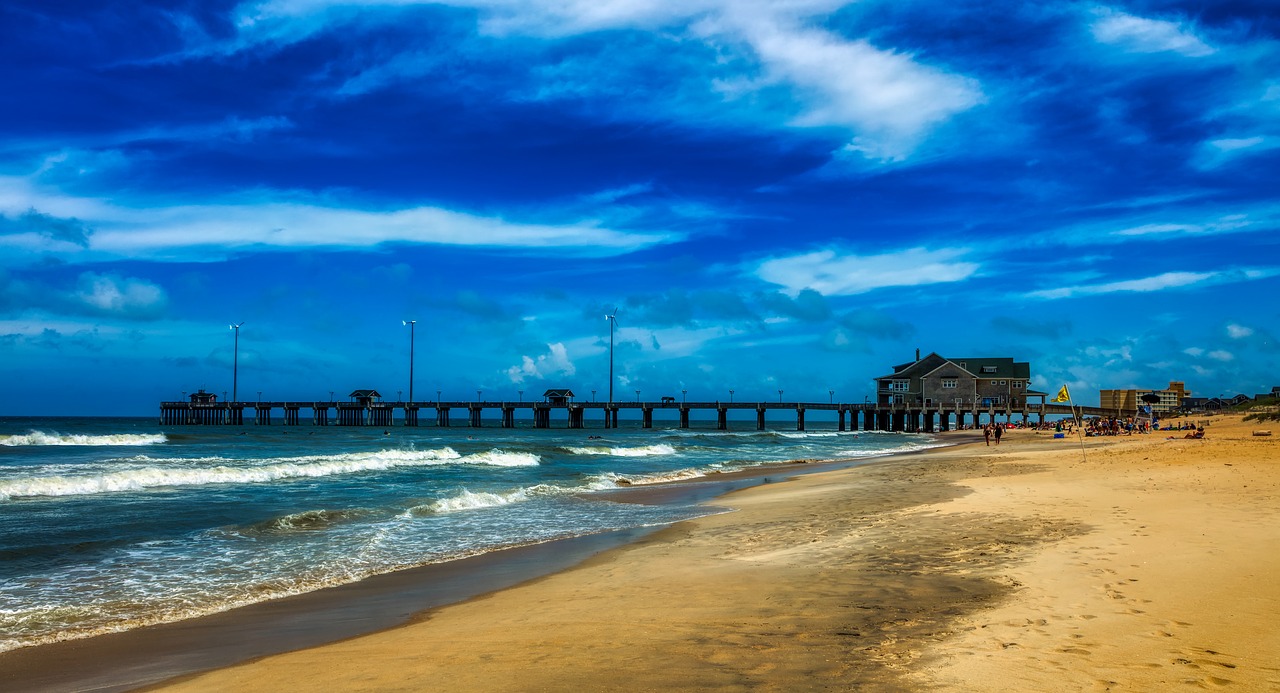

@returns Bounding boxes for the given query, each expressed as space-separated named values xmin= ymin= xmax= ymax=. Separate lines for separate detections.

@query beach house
xmin=874 ymin=351 xmax=1036 ymax=409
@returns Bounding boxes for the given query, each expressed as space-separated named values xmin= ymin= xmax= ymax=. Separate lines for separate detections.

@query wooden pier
xmin=158 ymin=398 xmax=1088 ymax=432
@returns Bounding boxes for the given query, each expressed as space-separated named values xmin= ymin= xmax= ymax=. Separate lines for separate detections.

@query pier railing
xmin=159 ymin=398 xmax=1071 ymax=433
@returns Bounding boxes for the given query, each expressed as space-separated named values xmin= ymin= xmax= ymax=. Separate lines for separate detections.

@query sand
xmin=136 ymin=415 xmax=1279 ymax=690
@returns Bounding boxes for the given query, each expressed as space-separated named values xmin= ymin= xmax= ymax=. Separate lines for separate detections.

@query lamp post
xmin=778 ymin=389 xmax=784 ymax=403
xmin=635 ymin=389 xmax=641 ymax=403
xmin=402 ymin=320 xmax=416 ymax=403
xmin=605 ymin=309 xmax=619 ymax=404
xmin=592 ymin=389 xmax=596 ymax=402
xmin=829 ymin=389 xmax=834 ymax=404
xmin=477 ymin=389 xmax=482 ymax=402
xmin=398 ymin=390 xmax=403 ymax=403
xmin=518 ymin=390 xmax=524 ymax=402
xmin=229 ymin=322 xmax=244 ymax=401
xmin=729 ymin=389 xmax=734 ymax=403
xmin=436 ymin=389 xmax=442 ymax=403
xmin=682 ymin=389 xmax=687 ymax=404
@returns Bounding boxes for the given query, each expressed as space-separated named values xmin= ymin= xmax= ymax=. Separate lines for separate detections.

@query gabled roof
xmin=875 ymin=352 xmax=947 ymax=380
xmin=350 ymin=389 xmax=381 ymax=398
xmin=952 ymin=357 xmax=1031 ymax=380
xmin=543 ymin=388 xmax=574 ymax=397
xmin=920 ymin=360 xmax=979 ymax=380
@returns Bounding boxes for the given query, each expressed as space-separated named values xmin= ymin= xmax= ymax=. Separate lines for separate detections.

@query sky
xmin=2 ymin=0 xmax=1278 ymax=416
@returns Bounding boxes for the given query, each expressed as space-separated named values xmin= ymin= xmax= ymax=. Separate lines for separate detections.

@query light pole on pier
xmin=518 ymin=390 xmax=524 ymax=402
xmin=605 ymin=309 xmax=619 ymax=405
xmin=778 ymin=389 xmax=784 ymax=403
xmin=682 ymin=389 xmax=687 ymax=404
xmin=477 ymin=389 xmax=483 ymax=402
xmin=402 ymin=320 xmax=416 ymax=403
xmin=229 ymin=322 xmax=244 ymax=402
xmin=729 ymin=389 xmax=734 ymax=403
xmin=829 ymin=389 xmax=834 ymax=404
xmin=635 ymin=389 xmax=641 ymax=403
xmin=436 ymin=389 xmax=442 ymax=403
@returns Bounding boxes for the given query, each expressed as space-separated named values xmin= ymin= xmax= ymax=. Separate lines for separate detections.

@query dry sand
xmin=152 ymin=415 xmax=1280 ymax=691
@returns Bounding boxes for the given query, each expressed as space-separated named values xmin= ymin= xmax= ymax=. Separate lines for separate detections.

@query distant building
xmin=543 ymin=388 xmax=575 ymax=406
xmin=188 ymin=389 xmax=218 ymax=404
xmin=349 ymin=389 xmax=382 ymax=406
xmin=874 ymin=352 xmax=1038 ymax=408
xmin=1100 ymin=381 xmax=1192 ymax=413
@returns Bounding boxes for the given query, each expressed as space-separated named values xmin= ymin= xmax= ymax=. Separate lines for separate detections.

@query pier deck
xmin=159 ymin=399 xmax=1107 ymax=433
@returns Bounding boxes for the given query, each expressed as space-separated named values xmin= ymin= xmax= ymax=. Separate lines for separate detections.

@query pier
xmin=158 ymin=397 xmax=1097 ymax=432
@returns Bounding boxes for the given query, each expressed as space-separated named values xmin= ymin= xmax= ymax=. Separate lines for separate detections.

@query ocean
xmin=0 ymin=415 xmax=939 ymax=653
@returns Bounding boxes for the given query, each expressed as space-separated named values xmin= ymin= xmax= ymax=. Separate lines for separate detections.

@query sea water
xmin=0 ymin=416 xmax=939 ymax=652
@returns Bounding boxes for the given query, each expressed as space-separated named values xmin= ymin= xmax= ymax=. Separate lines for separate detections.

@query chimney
xmin=915 ymin=348 xmax=921 ymax=361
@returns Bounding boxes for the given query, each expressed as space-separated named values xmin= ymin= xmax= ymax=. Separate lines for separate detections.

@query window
xmin=1013 ymin=381 xmax=1023 ymax=389
xmin=981 ymin=365 xmax=997 ymax=374
xmin=942 ymin=378 xmax=957 ymax=389
xmin=890 ymin=380 xmax=909 ymax=391
xmin=991 ymin=380 xmax=998 ymax=385
xmin=999 ymin=380 xmax=1007 ymax=385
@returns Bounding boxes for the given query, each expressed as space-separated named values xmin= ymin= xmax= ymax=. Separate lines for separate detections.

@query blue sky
xmin=2 ymin=0 xmax=1278 ymax=415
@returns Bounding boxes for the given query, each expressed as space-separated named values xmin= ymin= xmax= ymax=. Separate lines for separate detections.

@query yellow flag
xmin=1051 ymin=385 xmax=1071 ymax=403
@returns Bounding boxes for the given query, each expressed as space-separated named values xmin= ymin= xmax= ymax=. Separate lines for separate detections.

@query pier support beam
xmin=502 ymin=406 xmax=515 ymax=428
xmin=679 ymin=407 xmax=689 ymax=429
xmin=404 ymin=406 xmax=419 ymax=427
xmin=756 ymin=406 xmax=766 ymax=431
xmin=437 ymin=407 xmax=450 ymax=427
xmin=313 ymin=405 xmax=328 ymax=426
xmin=569 ymin=406 xmax=584 ymax=429
xmin=469 ymin=406 xmax=482 ymax=427
xmin=796 ymin=408 xmax=805 ymax=432
xmin=838 ymin=408 xmax=845 ymax=431
xmin=255 ymin=405 xmax=271 ymax=426
xmin=284 ymin=406 xmax=300 ymax=426
xmin=717 ymin=407 xmax=728 ymax=431
xmin=641 ymin=407 xmax=652 ymax=429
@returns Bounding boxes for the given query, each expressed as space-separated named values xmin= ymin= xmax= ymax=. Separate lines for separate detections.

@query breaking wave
xmin=563 ymin=443 xmax=676 ymax=457
xmin=0 ymin=431 xmax=167 ymax=447
xmin=0 ymin=447 xmax=539 ymax=501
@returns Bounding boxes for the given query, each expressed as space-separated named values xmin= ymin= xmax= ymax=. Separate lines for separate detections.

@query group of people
xmin=982 ymin=422 xmax=1004 ymax=446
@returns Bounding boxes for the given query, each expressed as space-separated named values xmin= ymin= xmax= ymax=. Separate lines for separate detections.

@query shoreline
xmin=0 ymin=433 xmax=965 ymax=692
xmin=139 ymin=415 xmax=1279 ymax=691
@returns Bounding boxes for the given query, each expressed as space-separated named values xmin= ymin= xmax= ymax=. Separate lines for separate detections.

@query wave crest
xmin=0 ymin=446 xmax=540 ymax=500
xmin=0 ymin=431 xmax=167 ymax=447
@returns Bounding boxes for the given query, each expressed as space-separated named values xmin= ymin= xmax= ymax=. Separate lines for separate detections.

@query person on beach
xmin=983 ymin=424 xmax=992 ymax=446
xmin=994 ymin=423 xmax=1004 ymax=445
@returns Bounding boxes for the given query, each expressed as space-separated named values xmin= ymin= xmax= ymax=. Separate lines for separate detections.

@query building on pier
xmin=875 ymin=352 xmax=1040 ymax=410
xmin=542 ymin=388 xmax=575 ymax=406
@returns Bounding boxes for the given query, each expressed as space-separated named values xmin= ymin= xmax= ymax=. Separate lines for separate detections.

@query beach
xmin=7 ymin=412 xmax=1269 ymax=686
xmin=123 ymin=414 xmax=1276 ymax=691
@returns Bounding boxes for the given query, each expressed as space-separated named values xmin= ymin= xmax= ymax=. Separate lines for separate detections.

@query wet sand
xmin=11 ymin=416 xmax=1280 ymax=691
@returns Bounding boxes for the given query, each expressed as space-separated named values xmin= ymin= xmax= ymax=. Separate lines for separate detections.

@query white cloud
xmin=72 ymin=273 xmax=168 ymax=316
xmin=1207 ymin=349 xmax=1234 ymax=362
xmin=1090 ymin=8 xmax=1214 ymax=57
xmin=755 ymin=246 xmax=980 ymax=296
xmin=0 ymin=176 xmax=676 ymax=260
xmin=1183 ymin=347 xmax=1204 ymax=357
xmin=505 ymin=342 xmax=576 ymax=383
xmin=1028 ymin=271 xmax=1214 ymax=300
xmin=1226 ymin=324 xmax=1254 ymax=339
xmin=228 ymin=0 xmax=983 ymax=161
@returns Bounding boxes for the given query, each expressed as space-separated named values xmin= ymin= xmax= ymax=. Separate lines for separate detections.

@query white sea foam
xmin=0 ymin=431 xmax=167 ymax=447
xmin=0 ymin=446 xmax=538 ymax=500
xmin=587 ymin=467 xmax=707 ymax=488
xmin=421 ymin=483 xmax=563 ymax=513
xmin=564 ymin=443 xmax=676 ymax=457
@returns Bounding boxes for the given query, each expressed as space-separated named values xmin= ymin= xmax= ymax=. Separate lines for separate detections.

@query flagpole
xmin=1068 ymin=389 xmax=1087 ymax=463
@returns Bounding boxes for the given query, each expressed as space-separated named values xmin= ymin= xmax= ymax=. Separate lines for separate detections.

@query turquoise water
xmin=0 ymin=416 xmax=938 ymax=652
